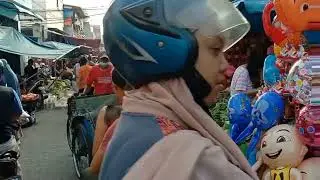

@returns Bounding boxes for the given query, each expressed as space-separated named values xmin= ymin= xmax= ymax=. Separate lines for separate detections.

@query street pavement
xmin=20 ymin=109 xmax=77 ymax=180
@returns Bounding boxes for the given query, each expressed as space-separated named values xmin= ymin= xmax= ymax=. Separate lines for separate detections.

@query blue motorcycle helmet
xmin=103 ymin=0 xmax=250 ymax=111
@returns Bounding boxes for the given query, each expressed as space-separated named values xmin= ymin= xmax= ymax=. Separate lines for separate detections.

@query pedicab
xmin=66 ymin=94 xmax=117 ymax=178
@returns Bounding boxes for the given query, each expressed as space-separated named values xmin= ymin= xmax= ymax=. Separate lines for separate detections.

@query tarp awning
xmin=0 ymin=1 xmax=44 ymax=21
xmin=0 ymin=26 xmax=75 ymax=59
xmin=41 ymin=41 xmax=77 ymax=50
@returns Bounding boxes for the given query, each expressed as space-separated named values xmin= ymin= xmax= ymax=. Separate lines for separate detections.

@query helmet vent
xmin=117 ymin=35 xmax=158 ymax=64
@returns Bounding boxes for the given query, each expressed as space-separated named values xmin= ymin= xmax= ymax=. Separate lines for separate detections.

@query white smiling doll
xmin=254 ymin=124 xmax=308 ymax=180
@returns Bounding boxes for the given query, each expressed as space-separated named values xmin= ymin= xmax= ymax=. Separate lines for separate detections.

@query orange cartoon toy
xmin=274 ymin=0 xmax=320 ymax=32
xmin=264 ymin=0 xmax=320 ymax=47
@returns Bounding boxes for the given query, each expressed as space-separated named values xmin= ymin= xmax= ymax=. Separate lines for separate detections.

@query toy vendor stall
xmin=226 ymin=0 xmax=320 ymax=179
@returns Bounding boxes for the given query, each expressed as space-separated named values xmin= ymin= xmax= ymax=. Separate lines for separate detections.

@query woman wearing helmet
xmin=100 ymin=0 xmax=257 ymax=179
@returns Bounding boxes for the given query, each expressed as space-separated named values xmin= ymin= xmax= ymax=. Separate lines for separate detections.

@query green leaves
xmin=209 ymin=92 xmax=230 ymax=128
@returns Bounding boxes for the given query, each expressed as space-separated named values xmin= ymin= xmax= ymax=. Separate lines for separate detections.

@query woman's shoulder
xmin=115 ymin=112 xmax=185 ymax=137
xmin=235 ymin=65 xmax=248 ymax=73
xmin=100 ymin=113 xmax=184 ymax=179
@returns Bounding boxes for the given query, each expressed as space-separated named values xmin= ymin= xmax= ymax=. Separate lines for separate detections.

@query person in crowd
xmin=99 ymin=0 xmax=258 ymax=179
xmin=24 ymin=59 xmax=38 ymax=81
xmin=0 ymin=61 xmax=22 ymax=177
xmin=230 ymin=49 xmax=265 ymax=96
xmin=84 ymin=56 xmax=114 ymax=96
xmin=81 ymin=70 xmax=130 ymax=180
xmin=61 ymin=62 xmax=74 ymax=81
xmin=78 ymin=56 xmax=92 ymax=93
xmin=73 ymin=59 xmax=81 ymax=93
xmin=0 ymin=59 xmax=29 ymax=118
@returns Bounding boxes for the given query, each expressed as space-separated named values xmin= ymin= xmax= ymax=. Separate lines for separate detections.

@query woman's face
xmin=195 ymin=33 xmax=229 ymax=105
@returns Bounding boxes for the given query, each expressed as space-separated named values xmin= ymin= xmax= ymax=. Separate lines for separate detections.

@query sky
xmin=64 ymin=0 xmax=113 ymax=26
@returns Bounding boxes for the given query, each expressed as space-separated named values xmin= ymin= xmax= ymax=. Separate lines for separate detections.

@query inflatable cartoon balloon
xmin=228 ymin=93 xmax=252 ymax=141
xmin=286 ymin=55 xmax=320 ymax=105
xmin=296 ymin=105 xmax=320 ymax=148
xmin=274 ymin=0 xmax=320 ymax=32
xmin=258 ymin=124 xmax=308 ymax=180
xmin=298 ymin=158 xmax=320 ymax=180
xmin=263 ymin=55 xmax=281 ymax=86
xmin=235 ymin=91 xmax=285 ymax=165
xmin=262 ymin=2 xmax=287 ymax=46
xmin=273 ymin=0 xmax=320 ymax=46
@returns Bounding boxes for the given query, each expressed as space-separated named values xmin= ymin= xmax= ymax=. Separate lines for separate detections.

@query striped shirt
xmin=230 ymin=65 xmax=253 ymax=95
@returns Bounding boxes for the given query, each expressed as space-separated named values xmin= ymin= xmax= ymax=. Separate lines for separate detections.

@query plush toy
xmin=254 ymin=124 xmax=308 ymax=180
xmin=298 ymin=158 xmax=320 ymax=180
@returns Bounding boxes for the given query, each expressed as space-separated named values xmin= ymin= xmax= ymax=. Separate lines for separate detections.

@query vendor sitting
xmin=230 ymin=49 xmax=264 ymax=97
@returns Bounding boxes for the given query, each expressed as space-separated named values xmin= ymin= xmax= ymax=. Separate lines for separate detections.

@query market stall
xmin=0 ymin=26 xmax=92 ymax=111
xmin=0 ymin=26 xmax=91 ymax=59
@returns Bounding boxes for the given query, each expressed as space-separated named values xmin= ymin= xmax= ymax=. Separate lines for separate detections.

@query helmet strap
xmin=182 ymin=67 xmax=212 ymax=116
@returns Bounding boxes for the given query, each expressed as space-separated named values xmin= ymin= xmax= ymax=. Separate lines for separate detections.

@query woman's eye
xmin=211 ymin=48 xmax=223 ymax=56
xmin=276 ymin=136 xmax=286 ymax=143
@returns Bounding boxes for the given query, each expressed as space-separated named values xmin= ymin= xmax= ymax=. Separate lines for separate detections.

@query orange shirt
xmin=78 ymin=64 xmax=92 ymax=89
xmin=87 ymin=65 xmax=114 ymax=95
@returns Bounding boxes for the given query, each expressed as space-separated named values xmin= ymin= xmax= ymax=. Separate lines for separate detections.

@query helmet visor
xmin=163 ymin=0 xmax=250 ymax=51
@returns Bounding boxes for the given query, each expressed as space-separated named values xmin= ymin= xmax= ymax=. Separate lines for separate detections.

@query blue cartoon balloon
xmin=263 ymin=55 xmax=280 ymax=86
xmin=228 ymin=93 xmax=252 ymax=141
xmin=235 ymin=91 xmax=284 ymax=165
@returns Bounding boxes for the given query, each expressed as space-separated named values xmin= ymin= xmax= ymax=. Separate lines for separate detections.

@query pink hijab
xmin=121 ymin=78 xmax=258 ymax=180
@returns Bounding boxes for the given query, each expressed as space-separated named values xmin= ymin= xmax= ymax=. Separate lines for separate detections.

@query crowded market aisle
xmin=20 ymin=109 xmax=76 ymax=180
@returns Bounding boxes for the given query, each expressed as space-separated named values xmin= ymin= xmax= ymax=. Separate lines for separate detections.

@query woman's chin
xmin=204 ymin=84 xmax=226 ymax=105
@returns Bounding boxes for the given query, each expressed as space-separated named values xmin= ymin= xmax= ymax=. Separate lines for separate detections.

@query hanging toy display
xmin=226 ymin=0 xmax=320 ymax=175
xmin=234 ymin=91 xmax=285 ymax=165
xmin=254 ymin=124 xmax=308 ymax=180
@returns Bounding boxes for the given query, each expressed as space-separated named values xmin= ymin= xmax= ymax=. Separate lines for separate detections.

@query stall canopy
xmin=41 ymin=41 xmax=78 ymax=50
xmin=0 ymin=1 xmax=44 ymax=21
xmin=0 ymin=26 xmax=88 ymax=59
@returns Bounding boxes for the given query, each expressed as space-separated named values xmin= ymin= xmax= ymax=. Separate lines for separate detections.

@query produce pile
xmin=44 ymin=79 xmax=73 ymax=109
xmin=49 ymin=79 xmax=72 ymax=98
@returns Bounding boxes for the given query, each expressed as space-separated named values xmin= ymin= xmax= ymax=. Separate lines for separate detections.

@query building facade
xmin=92 ymin=25 xmax=101 ymax=40
xmin=63 ymin=4 xmax=89 ymax=38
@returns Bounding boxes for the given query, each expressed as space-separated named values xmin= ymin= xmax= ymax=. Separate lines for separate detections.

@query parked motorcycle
xmin=19 ymin=68 xmax=49 ymax=128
